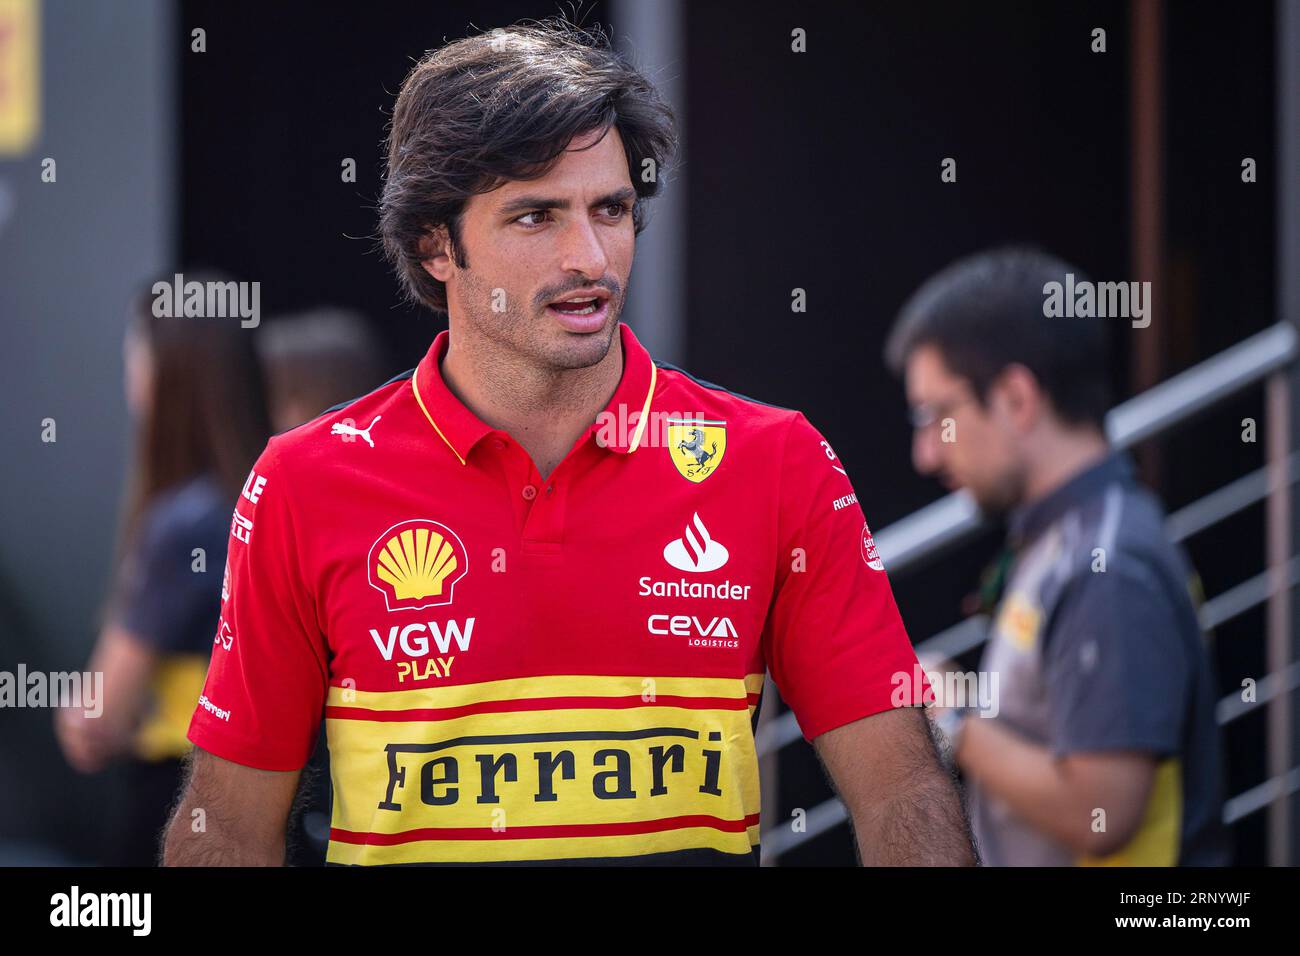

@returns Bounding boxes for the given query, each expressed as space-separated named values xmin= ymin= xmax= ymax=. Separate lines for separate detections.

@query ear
xmin=418 ymin=225 xmax=455 ymax=283
xmin=991 ymin=363 xmax=1043 ymax=431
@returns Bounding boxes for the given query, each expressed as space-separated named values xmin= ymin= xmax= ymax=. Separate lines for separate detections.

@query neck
xmin=440 ymin=328 xmax=625 ymax=478
xmin=1021 ymin=425 xmax=1111 ymax=505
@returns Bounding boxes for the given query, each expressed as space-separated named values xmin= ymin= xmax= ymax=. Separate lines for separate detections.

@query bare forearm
xmin=161 ymin=799 xmax=286 ymax=866
xmin=821 ymin=709 xmax=978 ymax=865
xmin=161 ymin=764 xmax=290 ymax=867
xmin=161 ymin=748 xmax=302 ymax=866
xmin=852 ymin=746 xmax=978 ymax=865
xmin=162 ymin=797 xmax=287 ymax=866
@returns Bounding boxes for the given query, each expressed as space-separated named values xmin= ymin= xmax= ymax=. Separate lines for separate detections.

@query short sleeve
xmin=761 ymin=413 xmax=928 ymax=740
xmin=1044 ymin=562 xmax=1188 ymax=757
xmin=186 ymin=441 xmax=328 ymax=771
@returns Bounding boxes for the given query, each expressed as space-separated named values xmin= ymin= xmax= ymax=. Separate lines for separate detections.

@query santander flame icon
xmin=663 ymin=513 xmax=729 ymax=572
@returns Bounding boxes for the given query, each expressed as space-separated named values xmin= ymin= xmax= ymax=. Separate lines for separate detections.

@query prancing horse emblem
xmin=667 ymin=418 xmax=727 ymax=483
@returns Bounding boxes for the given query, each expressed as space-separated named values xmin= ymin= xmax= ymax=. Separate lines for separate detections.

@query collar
xmin=409 ymin=321 xmax=658 ymax=465
xmin=1007 ymin=450 xmax=1134 ymax=545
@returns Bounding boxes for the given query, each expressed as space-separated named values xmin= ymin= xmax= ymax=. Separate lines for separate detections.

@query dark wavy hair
xmin=378 ymin=18 xmax=679 ymax=313
xmin=885 ymin=246 xmax=1113 ymax=428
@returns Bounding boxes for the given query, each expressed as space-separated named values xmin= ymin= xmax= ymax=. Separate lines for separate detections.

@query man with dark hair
xmin=887 ymin=246 xmax=1228 ymax=865
xmin=164 ymin=19 xmax=975 ymax=866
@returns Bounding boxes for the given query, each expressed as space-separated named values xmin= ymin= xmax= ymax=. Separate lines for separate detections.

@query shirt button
xmin=522 ymin=484 xmax=537 ymax=500
xmin=492 ymin=438 xmax=506 ymax=450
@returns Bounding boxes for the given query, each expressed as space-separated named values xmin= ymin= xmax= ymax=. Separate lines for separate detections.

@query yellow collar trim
xmin=410 ymin=364 xmax=467 ymax=466
xmin=626 ymin=362 xmax=657 ymax=453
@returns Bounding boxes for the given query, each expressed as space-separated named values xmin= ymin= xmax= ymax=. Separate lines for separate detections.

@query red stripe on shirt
xmin=331 ymin=813 xmax=762 ymax=844
xmin=324 ymin=693 xmax=749 ymax=722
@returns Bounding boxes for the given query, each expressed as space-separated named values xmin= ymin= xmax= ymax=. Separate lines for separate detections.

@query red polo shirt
xmin=188 ymin=321 xmax=924 ymax=865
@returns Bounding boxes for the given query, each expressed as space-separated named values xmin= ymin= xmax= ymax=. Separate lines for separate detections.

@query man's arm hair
xmin=814 ymin=707 xmax=979 ymax=865
xmin=161 ymin=746 xmax=302 ymax=866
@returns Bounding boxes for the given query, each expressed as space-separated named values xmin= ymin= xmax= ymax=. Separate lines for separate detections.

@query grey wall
xmin=0 ymin=0 xmax=172 ymax=858
xmin=611 ymin=0 xmax=687 ymax=365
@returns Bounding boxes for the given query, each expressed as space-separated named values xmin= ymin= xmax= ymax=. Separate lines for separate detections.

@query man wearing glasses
xmin=885 ymin=247 xmax=1229 ymax=866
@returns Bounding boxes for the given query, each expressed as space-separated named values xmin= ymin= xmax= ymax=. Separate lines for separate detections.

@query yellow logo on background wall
xmin=996 ymin=593 xmax=1042 ymax=651
xmin=368 ymin=519 xmax=468 ymax=612
xmin=667 ymin=419 xmax=726 ymax=483
xmin=0 ymin=0 xmax=38 ymax=155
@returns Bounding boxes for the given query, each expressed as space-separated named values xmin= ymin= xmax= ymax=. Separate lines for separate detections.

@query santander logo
xmin=663 ymin=513 xmax=729 ymax=573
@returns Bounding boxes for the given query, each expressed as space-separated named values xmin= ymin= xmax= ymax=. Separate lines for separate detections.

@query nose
xmin=558 ymin=215 xmax=609 ymax=279
xmin=912 ymin=425 xmax=941 ymax=477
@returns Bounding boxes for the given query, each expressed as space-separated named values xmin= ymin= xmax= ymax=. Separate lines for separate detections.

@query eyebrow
xmin=497 ymin=186 xmax=637 ymax=218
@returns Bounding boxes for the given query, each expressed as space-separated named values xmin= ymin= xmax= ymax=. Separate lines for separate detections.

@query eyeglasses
xmin=908 ymin=391 xmax=976 ymax=430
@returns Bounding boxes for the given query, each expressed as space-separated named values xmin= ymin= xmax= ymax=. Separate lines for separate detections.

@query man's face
xmin=904 ymin=344 xmax=1025 ymax=513
xmin=429 ymin=125 xmax=636 ymax=371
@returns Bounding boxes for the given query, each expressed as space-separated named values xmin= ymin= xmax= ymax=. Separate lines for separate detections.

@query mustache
xmin=535 ymin=279 xmax=621 ymax=308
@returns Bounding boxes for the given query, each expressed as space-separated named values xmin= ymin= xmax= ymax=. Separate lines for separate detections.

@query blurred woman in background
xmin=55 ymin=276 xmax=270 ymax=865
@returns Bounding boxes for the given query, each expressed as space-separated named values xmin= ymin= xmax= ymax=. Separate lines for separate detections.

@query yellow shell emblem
xmin=667 ymin=419 xmax=727 ymax=483
xmin=368 ymin=519 xmax=468 ymax=611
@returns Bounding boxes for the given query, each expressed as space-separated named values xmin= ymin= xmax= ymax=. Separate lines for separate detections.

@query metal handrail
xmin=757 ymin=464 xmax=1300 ymax=758
xmin=760 ymin=321 xmax=1300 ymax=862
xmin=873 ymin=323 xmax=1298 ymax=577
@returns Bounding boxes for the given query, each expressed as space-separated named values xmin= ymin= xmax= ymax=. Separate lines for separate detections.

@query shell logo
xmin=367 ymin=519 xmax=469 ymax=612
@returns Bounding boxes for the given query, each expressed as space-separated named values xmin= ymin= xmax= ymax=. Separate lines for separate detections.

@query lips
xmin=545 ymin=288 xmax=612 ymax=333
xmin=549 ymin=296 xmax=602 ymax=315
xmin=547 ymin=296 xmax=609 ymax=333
xmin=548 ymin=286 xmax=610 ymax=309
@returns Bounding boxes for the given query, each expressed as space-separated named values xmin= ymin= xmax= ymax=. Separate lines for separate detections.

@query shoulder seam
xmin=653 ymin=361 xmax=793 ymax=412
xmin=272 ymin=368 xmax=416 ymax=438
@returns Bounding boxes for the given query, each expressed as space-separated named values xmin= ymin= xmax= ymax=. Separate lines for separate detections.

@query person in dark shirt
xmin=55 ymin=277 xmax=270 ymax=865
xmin=884 ymin=247 xmax=1230 ymax=865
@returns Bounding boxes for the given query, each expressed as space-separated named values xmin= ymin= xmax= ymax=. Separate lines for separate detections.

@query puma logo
xmin=331 ymin=415 xmax=381 ymax=448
